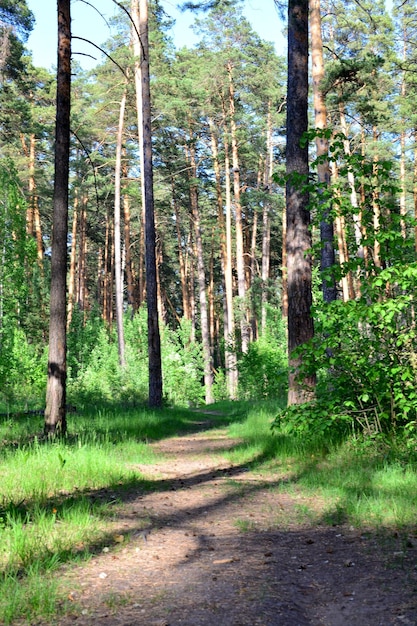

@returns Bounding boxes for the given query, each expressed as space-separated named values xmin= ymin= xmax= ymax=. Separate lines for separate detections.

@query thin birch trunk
xmin=122 ymin=161 xmax=136 ymax=310
xmin=67 ymin=191 xmax=78 ymax=330
xmin=414 ymin=130 xmax=417 ymax=252
xmin=372 ymin=128 xmax=382 ymax=269
xmin=331 ymin=161 xmax=355 ymax=301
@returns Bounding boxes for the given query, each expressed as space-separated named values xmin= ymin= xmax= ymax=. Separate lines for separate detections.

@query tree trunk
xmin=44 ymin=0 xmax=71 ymax=436
xmin=261 ymin=106 xmax=273 ymax=334
xmin=310 ymin=0 xmax=336 ymax=303
xmin=399 ymin=39 xmax=407 ymax=239
xmin=250 ymin=197 xmax=258 ymax=342
xmin=228 ymin=62 xmax=249 ymax=353
xmin=122 ymin=160 xmax=136 ymax=310
xmin=372 ymin=128 xmax=382 ymax=269
xmin=399 ymin=128 xmax=407 ymax=239
xmin=104 ymin=210 xmax=115 ymax=326
xmin=114 ymin=84 xmax=127 ymax=367
xmin=173 ymin=178 xmax=191 ymax=321
xmin=131 ymin=0 xmax=146 ymax=309
xmin=282 ymin=197 xmax=288 ymax=320
xmin=223 ymin=120 xmax=238 ymax=398
xmin=331 ymin=161 xmax=355 ymax=302
xmin=414 ymin=129 xmax=417 ymax=252
xmin=67 ymin=190 xmax=78 ymax=330
xmin=77 ymin=194 xmax=88 ymax=316
xmin=188 ymin=141 xmax=214 ymax=404
xmin=209 ymin=113 xmax=237 ymax=397
xmin=139 ymin=0 xmax=162 ymax=407
xmin=286 ymin=0 xmax=315 ymax=405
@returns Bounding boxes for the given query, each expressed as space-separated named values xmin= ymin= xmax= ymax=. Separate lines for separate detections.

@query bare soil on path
xmin=37 ymin=421 xmax=417 ymax=626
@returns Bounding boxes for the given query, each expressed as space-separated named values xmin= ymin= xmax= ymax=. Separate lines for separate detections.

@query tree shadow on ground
xmin=0 ymin=400 xmax=252 ymax=452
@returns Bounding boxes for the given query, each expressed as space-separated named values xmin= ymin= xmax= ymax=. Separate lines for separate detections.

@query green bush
xmin=69 ymin=309 xmax=205 ymax=407
xmin=274 ymin=133 xmax=417 ymax=441
xmin=237 ymin=308 xmax=287 ymax=400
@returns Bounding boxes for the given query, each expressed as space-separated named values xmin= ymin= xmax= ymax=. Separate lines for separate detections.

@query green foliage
xmin=68 ymin=308 xmax=205 ymax=407
xmin=67 ymin=307 xmax=104 ymax=380
xmin=237 ymin=306 xmax=288 ymax=400
xmin=0 ymin=161 xmax=41 ymax=406
xmin=297 ymin=265 xmax=417 ymax=436
xmin=274 ymin=131 xmax=417 ymax=442
xmin=1 ymin=327 xmax=47 ymax=405
xmin=161 ymin=318 xmax=205 ymax=406
xmin=70 ymin=324 xmax=132 ymax=403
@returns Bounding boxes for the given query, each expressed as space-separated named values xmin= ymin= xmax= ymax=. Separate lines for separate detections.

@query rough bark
xmin=44 ymin=0 xmax=71 ymax=436
xmin=310 ymin=0 xmax=336 ymax=303
xmin=131 ymin=0 xmax=146 ymax=308
xmin=286 ymin=0 xmax=315 ymax=405
xmin=139 ymin=0 xmax=162 ymax=407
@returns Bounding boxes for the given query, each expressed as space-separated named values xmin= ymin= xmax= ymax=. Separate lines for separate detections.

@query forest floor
xmin=33 ymin=416 xmax=417 ymax=626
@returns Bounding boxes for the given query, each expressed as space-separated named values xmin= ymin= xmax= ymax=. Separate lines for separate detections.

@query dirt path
xmin=44 ymin=425 xmax=417 ymax=626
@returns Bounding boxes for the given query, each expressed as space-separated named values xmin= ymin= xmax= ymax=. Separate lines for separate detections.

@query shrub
xmin=237 ymin=307 xmax=287 ymax=400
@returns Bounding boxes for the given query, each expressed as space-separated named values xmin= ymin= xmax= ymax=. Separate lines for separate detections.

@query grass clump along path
xmin=0 ymin=401 xmax=417 ymax=625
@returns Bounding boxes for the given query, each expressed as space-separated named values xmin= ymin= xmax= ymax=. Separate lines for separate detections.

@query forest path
xmin=40 ymin=421 xmax=417 ymax=626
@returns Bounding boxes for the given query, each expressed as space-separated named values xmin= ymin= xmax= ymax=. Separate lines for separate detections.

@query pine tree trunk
xmin=250 ymin=201 xmax=258 ymax=342
xmin=228 ymin=62 xmax=249 ymax=353
xmin=224 ymin=123 xmax=238 ymax=398
xmin=286 ymin=0 xmax=315 ymax=405
xmin=131 ymin=0 xmax=146 ymax=309
xmin=139 ymin=0 xmax=162 ymax=408
xmin=400 ymin=127 xmax=407 ymax=239
xmin=173 ymin=179 xmax=191 ymax=321
xmin=310 ymin=0 xmax=336 ymax=303
xmin=261 ymin=106 xmax=273 ymax=334
xmin=209 ymin=113 xmax=237 ymax=397
xmin=44 ymin=0 xmax=71 ymax=436
xmin=188 ymin=142 xmax=214 ymax=404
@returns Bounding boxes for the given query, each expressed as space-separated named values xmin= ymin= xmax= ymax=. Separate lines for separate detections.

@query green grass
xmin=1 ymin=398 xmax=417 ymax=623
xmin=222 ymin=402 xmax=417 ymax=529
xmin=0 ymin=400 xmax=249 ymax=624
